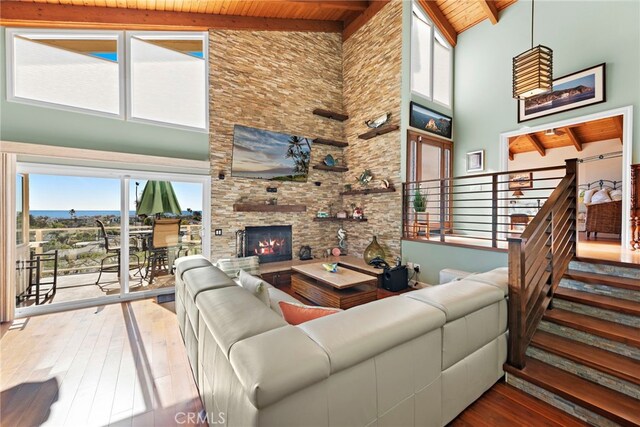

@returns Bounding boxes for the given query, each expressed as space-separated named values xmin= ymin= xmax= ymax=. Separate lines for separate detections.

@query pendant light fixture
xmin=512 ymin=0 xmax=553 ymax=99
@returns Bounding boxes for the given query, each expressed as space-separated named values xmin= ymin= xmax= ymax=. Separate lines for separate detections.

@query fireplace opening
xmin=244 ymin=225 xmax=292 ymax=263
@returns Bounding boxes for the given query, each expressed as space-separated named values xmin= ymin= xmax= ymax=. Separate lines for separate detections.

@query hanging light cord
xmin=531 ymin=0 xmax=535 ymax=49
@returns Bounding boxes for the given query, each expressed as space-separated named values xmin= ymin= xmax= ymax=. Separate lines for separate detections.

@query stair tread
xmin=505 ymin=358 xmax=640 ymax=426
xmin=543 ymin=309 xmax=640 ymax=347
xmin=564 ymin=269 xmax=640 ymax=291
xmin=531 ymin=331 xmax=640 ymax=386
xmin=555 ymin=287 xmax=640 ymax=316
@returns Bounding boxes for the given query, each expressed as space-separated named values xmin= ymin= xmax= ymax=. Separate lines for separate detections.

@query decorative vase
xmin=363 ymin=236 xmax=385 ymax=264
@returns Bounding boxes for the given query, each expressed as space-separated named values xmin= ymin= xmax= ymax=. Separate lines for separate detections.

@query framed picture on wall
xmin=410 ymin=102 xmax=453 ymax=139
xmin=509 ymin=172 xmax=533 ymax=189
xmin=518 ymin=63 xmax=606 ymax=123
xmin=466 ymin=150 xmax=484 ymax=173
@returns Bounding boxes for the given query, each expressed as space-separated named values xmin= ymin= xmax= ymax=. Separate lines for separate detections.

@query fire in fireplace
xmin=244 ymin=225 xmax=292 ymax=263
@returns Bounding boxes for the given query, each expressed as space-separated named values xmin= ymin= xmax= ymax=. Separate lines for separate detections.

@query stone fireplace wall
xmin=208 ymin=1 xmax=404 ymax=262
xmin=208 ymin=30 xmax=345 ymax=260
xmin=342 ymin=1 xmax=404 ymax=260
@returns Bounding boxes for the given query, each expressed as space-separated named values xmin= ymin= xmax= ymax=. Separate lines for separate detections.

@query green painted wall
xmin=401 ymin=0 xmax=639 ymax=282
xmin=0 ymin=28 xmax=209 ymax=161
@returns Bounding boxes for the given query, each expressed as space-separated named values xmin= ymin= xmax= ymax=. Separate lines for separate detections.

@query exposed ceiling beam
xmin=417 ymin=0 xmax=457 ymax=47
xmin=524 ymin=134 xmax=546 ymax=156
xmin=343 ymin=0 xmax=390 ymax=41
xmin=509 ymin=150 xmax=514 ymax=161
xmin=563 ymin=127 xmax=582 ymax=152
xmin=477 ymin=0 xmax=499 ymax=25
xmin=0 ymin=2 xmax=343 ymax=33
xmin=283 ymin=1 xmax=369 ymax=12
xmin=612 ymin=115 xmax=624 ymax=143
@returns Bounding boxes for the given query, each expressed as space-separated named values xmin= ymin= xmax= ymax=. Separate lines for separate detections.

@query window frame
xmin=410 ymin=3 xmax=453 ymax=109
xmin=5 ymin=28 xmax=126 ymax=120
xmin=125 ymin=31 xmax=209 ymax=133
xmin=5 ymin=28 xmax=209 ymax=133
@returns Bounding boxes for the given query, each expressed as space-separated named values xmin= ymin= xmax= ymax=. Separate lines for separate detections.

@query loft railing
xmin=507 ymin=159 xmax=578 ymax=369
xmin=402 ymin=165 xmax=568 ymax=249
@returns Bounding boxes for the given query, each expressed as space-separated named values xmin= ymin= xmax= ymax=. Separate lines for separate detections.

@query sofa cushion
xmin=216 ymin=256 xmax=261 ymax=278
xmin=238 ymin=270 xmax=271 ymax=306
xmin=404 ymin=280 xmax=504 ymax=322
xmin=197 ymin=286 xmax=287 ymax=358
xmin=279 ymin=301 xmax=341 ymax=325
xmin=267 ymin=287 xmax=301 ymax=316
xmin=229 ymin=325 xmax=331 ymax=408
xmin=461 ymin=267 xmax=508 ymax=296
xmin=184 ymin=266 xmax=237 ymax=303
xmin=175 ymin=255 xmax=213 ymax=279
xmin=299 ymin=296 xmax=446 ymax=374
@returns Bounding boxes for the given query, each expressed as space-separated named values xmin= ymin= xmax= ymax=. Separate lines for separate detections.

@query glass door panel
xmin=128 ymin=179 xmax=203 ymax=291
xmin=16 ymin=173 xmax=123 ymax=308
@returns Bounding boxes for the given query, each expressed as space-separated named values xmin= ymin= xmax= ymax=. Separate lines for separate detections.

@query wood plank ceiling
xmin=0 ymin=0 xmax=518 ymax=42
xmin=508 ymin=116 xmax=624 ymax=160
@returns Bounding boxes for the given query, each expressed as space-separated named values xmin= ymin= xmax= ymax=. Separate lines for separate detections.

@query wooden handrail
xmin=507 ymin=158 xmax=578 ymax=369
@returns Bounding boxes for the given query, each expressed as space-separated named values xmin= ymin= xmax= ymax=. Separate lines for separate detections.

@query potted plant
xmin=412 ymin=190 xmax=429 ymax=239
xmin=413 ymin=191 xmax=427 ymax=212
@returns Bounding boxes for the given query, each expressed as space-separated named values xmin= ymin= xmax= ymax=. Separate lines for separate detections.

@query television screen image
xmin=231 ymin=125 xmax=312 ymax=182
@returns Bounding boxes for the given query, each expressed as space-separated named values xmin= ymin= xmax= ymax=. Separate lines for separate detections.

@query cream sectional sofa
xmin=174 ymin=256 xmax=508 ymax=427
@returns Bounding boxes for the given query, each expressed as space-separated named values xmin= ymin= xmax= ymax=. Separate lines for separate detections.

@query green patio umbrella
xmin=136 ymin=181 xmax=182 ymax=216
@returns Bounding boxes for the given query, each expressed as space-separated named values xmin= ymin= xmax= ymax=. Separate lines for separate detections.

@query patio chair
xmin=95 ymin=220 xmax=142 ymax=287
xmin=21 ymin=250 xmax=58 ymax=305
xmin=145 ymin=218 xmax=181 ymax=283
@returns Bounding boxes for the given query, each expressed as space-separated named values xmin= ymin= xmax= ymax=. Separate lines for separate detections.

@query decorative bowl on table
xmin=321 ymin=263 xmax=338 ymax=273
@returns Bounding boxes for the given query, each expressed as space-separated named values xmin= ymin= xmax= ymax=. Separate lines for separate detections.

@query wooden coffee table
xmin=291 ymin=263 xmax=378 ymax=309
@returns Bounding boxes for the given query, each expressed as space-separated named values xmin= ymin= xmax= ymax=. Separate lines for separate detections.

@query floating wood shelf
xmin=341 ymin=187 xmax=396 ymax=196
xmin=313 ymin=138 xmax=349 ymax=148
xmin=313 ymin=164 xmax=349 ymax=172
xmin=233 ymin=204 xmax=307 ymax=213
xmin=313 ymin=217 xmax=368 ymax=222
xmin=358 ymin=124 xmax=400 ymax=140
xmin=313 ymin=108 xmax=349 ymax=122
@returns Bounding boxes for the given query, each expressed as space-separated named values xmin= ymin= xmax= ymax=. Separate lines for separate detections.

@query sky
xmin=231 ymin=125 xmax=311 ymax=178
xmin=29 ymin=174 xmax=203 ymax=211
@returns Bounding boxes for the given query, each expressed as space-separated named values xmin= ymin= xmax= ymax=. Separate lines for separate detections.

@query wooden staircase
xmin=505 ymin=260 xmax=640 ymax=426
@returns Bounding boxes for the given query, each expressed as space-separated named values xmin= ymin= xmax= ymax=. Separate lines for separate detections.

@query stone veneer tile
xmin=552 ymin=299 xmax=640 ymax=328
xmin=560 ymin=278 xmax=639 ymax=302
xmin=526 ymin=347 xmax=640 ymax=399
xmin=569 ymin=261 xmax=640 ymax=280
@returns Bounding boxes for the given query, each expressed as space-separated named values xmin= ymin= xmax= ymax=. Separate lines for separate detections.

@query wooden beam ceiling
xmin=477 ymin=0 xmax=499 ymax=25
xmin=0 ymin=1 xmax=343 ymax=32
xmin=417 ymin=0 xmax=457 ymax=47
xmin=284 ymin=1 xmax=369 ymax=12
xmin=613 ymin=116 xmax=624 ymax=143
xmin=563 ymin=127 xmax=582 ymax=152
xmin=524 ymin=134 xmax=546 ymax=156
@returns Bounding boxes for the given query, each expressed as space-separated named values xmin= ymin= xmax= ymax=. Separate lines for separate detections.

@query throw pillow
xmin=582 ymin=188 xmax=597 ymax=204
xmin=590 ymin=188 xmax=612 ymax=205
xmin=215 ymin=256 xmax=261 ymax=278
xmin=238 ymin=269 xmax=271 ymax=307
xmin=610 ymin=189 xmax=623 ymax=201
xmin=278 ymin=301 xmax=341 ymax=325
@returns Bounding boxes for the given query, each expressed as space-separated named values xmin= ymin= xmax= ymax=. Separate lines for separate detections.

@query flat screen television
xmin=231 ymin=125 xmax=312 ymax=182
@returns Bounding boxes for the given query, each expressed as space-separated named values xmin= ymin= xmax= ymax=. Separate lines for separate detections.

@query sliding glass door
xmin=14 ymin=163 xmax=209 ymax=316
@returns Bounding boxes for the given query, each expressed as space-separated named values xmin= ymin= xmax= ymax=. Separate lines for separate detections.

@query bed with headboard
xmin=579 ymin=180 xmax=623 ymax=240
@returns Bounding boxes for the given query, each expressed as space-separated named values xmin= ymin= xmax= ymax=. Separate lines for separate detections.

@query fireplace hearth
xmin=243 ymin=225 xmax=292 ymax=263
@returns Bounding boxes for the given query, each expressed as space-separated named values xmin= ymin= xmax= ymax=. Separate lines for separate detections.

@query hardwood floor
xmin=2 ymin=298 xmax=587 ymax=427
xmin=0 ymin=299 xmax=204 ymax=426
xmin=450 ymin=382 xmax=588 ymax=427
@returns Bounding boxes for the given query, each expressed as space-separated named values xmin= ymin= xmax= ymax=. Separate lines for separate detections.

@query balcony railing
xmin=402 ymin=164 xmax=569 ymax=249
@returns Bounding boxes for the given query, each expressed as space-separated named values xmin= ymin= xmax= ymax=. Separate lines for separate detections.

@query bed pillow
xmin=590 ymin=188 xmax=612 ymax=205
xmin=610 ymin=189 xmax=623 ymax=201
xmin=215 ymin=256 xmax=261 ymax=278
xmin=582 ymin=188 xmax=597 ymax=204
xmin=238 ymin=269 xmax=271 ymax=306
xmin=278 ymin=301 xmax=341 ymax=325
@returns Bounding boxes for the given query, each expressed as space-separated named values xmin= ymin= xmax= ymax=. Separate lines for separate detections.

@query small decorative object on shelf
xmin=365 ymin=112 xmax=391 ymax=128
xmin=344 ymin=184 xmax=352 ymax=191
xmin=316 ymin=211 xmax=329 ymax=218
xmin=337 ymin=228 xmax=347 ymax=251
xmin=322 ymin=263 xmax=339 ymax=273
xmin=363 ymin=236 xmax=385 ymax=264
xmin=381 ymin=179 xmax=390 ymax=189
xmin=358 ymin=169 xmax=373 ymax=186
xmin=332 ymin=247 xmax=342 ymax=257
xmin=323 ymin=154 xmax=336 ymax=167
xmin=266 ymin=197 xmax=278 ymax=205
xmin=299 ymin=246 xmax=312 ymax=260
xmin=352 ymin=206 xmax=364 ymax=220
xmin=336 ymin=211 xmax=347 ymax=219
